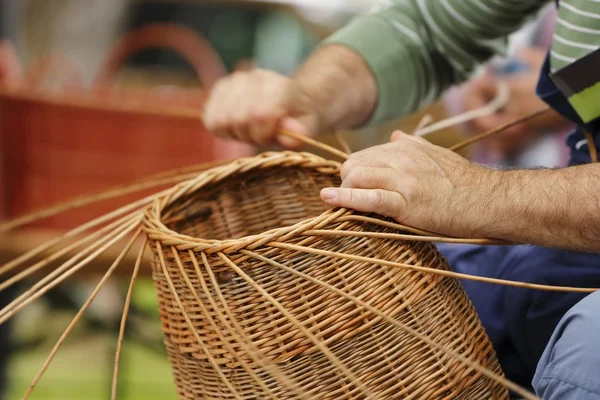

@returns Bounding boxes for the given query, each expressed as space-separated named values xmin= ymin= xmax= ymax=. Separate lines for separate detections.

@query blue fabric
xmin=533 ymin=289 xmax=600 ymax=399
xmin=536 ymin=52 xmax=600 ymax=165
xmin=437 ymin=244 xmax=600 ymax=390
xmin=435 ymin=49 xmax=600 ymax=393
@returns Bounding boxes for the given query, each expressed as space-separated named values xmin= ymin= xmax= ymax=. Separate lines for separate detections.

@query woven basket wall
xmin=143 ymin=151 xmax=508 ymax=400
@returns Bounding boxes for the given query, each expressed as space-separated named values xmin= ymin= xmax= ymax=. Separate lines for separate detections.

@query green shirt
xmin=324 ymin=0 xmax=600 ymax=126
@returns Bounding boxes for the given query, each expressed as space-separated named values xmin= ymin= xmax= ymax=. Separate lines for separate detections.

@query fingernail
xmin=321 ymin=188 xmax=338 ymax=200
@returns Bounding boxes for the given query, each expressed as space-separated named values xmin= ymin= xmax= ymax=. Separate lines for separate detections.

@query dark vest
xmin=537 ymin=1 xmax=599 ymax=165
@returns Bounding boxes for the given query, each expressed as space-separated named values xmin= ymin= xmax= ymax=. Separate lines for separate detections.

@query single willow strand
xmin=270 ymin=242 xmax=597 ymax=293
xmin=302 ymin=229 xmax=509 ymax=245
xmin=415 ymin=81 xmax=509 ymax=138
xmin=584 ymin=130 xmax=598 ymax=163
xmin=196 ymin=252 xmax=309 ymax=399
xmin=0 ymin=163 xmax=212 ymax=233
xmin=333 ymin=131 xmax=352 ymax=155
xmin=171 ymin=246 xmax=276 ymax=398
xmin=0 ymin=213 xmax=140 ymax=317
xmin=449 ymin=107 xmax=552 ymax=152
xmin=22 ymin=227 xmax=142 ymax=400
xmin=335 ymin=215 xmax=507 ymax=244
xmin=241 ymin=249 xmax=538 ymax=400
xmin=413 ymin=114 xmax=433 ymax=135
xmin=111 ymin=238 xmax=147 ymax=400
xmin=217 ymin=252 xmax=378 ymax=400
xmin=0 ymin=210 xmax=143 ymax=291
xmin=0 ymin=219 xmax=141 ymax=326
xmin=155 ymin=242 xmax=241 ymax=396
xmin=0 ymin=190 xmax=154 ymax=276
xmin=278 ymin=129 xmax=349 ymax=160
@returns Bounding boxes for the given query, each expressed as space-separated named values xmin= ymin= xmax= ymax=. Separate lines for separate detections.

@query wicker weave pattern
xmin=142 ymin=151 xmax=508 ymax=399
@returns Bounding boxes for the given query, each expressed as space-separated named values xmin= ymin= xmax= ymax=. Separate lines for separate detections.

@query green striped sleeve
xmin=323 ymin=0 xmax=546 ymax=126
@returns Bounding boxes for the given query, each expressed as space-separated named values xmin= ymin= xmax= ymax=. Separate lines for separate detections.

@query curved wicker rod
xmin=217 ymin=252 xmax=379 ymax=400
xmin=302 ymin=229 xmax=509 ymax=246
xmin=333 ymin=131 xmax=352 ymax=155
xmin=0 ymin=218 xmax=142 ymax=326
xmin=0 ymin=188 xmax=164 ymax=276
xmin=584 ymin=130 xmax=598 ymax=163
xmin=449 ymin=107 xmax=552 ymax=152
xmin=269 ymin=242 xmax=598 ymax=293
xmin=413 ymin=114 xmax=434 ymax=135
xmin=0 ymin=210 xmax=143 ymax=291
xmin=22 ymin=227 xmax=142 ymax=400
xmin=278 ymin=129 xmax=349 ymax=160
xmin=242 ymin=249 xmax=538 ymax=400
xmin=414 ymin=82 xmax=510 ymax=137
xmin=0 ymin=170 xmax=202 ymax=234
xmin=111 ymin=238 xmax=146 ymax=400
xmin=0 ymin=213 xmax=140 ymax=315
xmin=335 ymin=215 xmax=510 ymax=244
xmin=155 ymin=243 xmax=251 ymax=398
xmin=184 ymin=251 xmax=309 ymax=399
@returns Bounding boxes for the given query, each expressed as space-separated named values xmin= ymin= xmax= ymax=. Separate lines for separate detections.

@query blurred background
xmin=0 ymin=1 xmax=566 ymax=399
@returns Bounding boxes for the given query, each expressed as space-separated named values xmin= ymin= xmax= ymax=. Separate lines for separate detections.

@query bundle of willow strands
xmin=2 ymin=105 xmax=596 ymax=400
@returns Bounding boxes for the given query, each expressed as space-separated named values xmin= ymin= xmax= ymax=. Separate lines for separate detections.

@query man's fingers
xmin=340 ymin=167 xmax=395 ymax=191
xmin=390 ymin=130 xmax=428 ymax=144
xmin=464 ymin=75 xmax=498 ymax=112
xmin=276 ymin=117 xmax=313 ymax=149
xmin=320 ymin=187 xmax=407 ymax=220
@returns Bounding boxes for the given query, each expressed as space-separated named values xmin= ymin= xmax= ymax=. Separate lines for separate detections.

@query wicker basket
xmin=143 ymin=151 xmax=508 ymax=399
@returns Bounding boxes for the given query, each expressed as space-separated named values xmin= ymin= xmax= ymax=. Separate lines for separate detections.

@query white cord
xmin=414 ymin=81 xmax=510 ymax=137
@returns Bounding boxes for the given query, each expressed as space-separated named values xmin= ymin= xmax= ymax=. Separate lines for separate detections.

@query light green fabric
xmin=323 ymin=0 xmax=600 ymax=127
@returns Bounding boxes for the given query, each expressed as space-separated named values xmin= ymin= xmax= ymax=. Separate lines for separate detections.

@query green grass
xmin=8 ymin=336 xmax=179 ymax=400
xmin=7 ymin=280 xmax=180 ymax=400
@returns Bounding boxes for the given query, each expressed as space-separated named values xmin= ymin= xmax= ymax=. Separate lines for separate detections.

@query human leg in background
xmin=533 ymin=290 xmax=600 ymax=399
xmin=437 ymin=244 xmax=600 ymax=390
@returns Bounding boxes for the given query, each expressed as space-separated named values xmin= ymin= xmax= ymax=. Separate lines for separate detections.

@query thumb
xmin=276 ymin=116 xmax=316 ymax=149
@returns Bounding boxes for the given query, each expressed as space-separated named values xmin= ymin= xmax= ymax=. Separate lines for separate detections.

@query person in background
xmin=445 ymin=4 xmax=573 ymax=168
xmin=203 ymin=1 xmax=600 ymax=399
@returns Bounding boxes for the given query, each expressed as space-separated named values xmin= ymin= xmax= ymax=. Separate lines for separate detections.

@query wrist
xmin=453 ymin=166 xmax=509 ymax=239
xmin=292 ymin=44 xmax=377 ymax=134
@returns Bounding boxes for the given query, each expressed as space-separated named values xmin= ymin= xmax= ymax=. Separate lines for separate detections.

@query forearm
xmin=321 ymin=0 xmax=544 ymax=127
xmin=475 ymin=165 xmax=600 ymax=252
xmin=293 ymin=45 xmax=377 ymax=133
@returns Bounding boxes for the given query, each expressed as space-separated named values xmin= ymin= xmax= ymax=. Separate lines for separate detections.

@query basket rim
xmin=142 ymin=151 xmax=349 ymax=252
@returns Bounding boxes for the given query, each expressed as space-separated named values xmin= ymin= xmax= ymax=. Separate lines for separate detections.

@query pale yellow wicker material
xmin=4 ymin=108 xmax=598 ymax=400
xmin=142 ymin=151 xmax=508 ymax=399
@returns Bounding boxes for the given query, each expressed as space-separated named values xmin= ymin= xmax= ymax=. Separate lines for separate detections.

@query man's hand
xmin=203 ymin=69 xmax=320 ymax=148
xmin=464 ymin=48 xmax=570 ymax=156
xmin=203 ymin=45 xmax=378 ymax=148
xmin=320 ymin=131 xmax=495 ymax=238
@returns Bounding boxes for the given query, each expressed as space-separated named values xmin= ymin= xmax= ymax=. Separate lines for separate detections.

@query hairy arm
xmin=320 ymin=0 xmax=546 ymax=128
xmin=321 ymin=133 xmax=600 ymax=253
xmin=292 ymin=45 xmax=379 ymax=134
xmin=205 ymin=0 xmax=546 ymax=143
xmin=481 ymin=164 xmax=600 ymax=252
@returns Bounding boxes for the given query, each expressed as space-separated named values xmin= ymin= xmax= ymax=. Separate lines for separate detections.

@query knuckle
xmin=347 ymin=169 xmax=366 ymax=187
xmin=340 ymin=160 xmax=353 ymax=180
xmin=368 ymin=190 xmax=385 ymax=210
xmin=230 ymin=70 xmax=248 ymax=80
